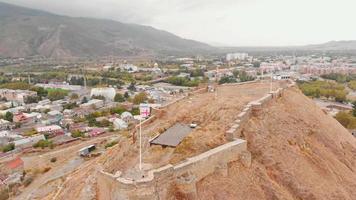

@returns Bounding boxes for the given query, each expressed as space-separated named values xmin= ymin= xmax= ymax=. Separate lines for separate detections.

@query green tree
xmin=352 ymin=101 xmax=356 ymax=117
xmin=92 ymin=95 xmax=105 ymax=100
xmin=2 ymin=143 xmax=15 ymax=152
xmin=70 ymin=93 xmax=79 ymax=100
xmin=128 ymin=82 xmax=136 ymax=91
xmin=114 ymin=93 xmax=125 ymax=102
xmin=31 ymin=86 xmax=48 ymax=97
xmin=81 ymin=96 xmax=88 ymax=104
xmin=4 ymin=111 xmax=13 ymax=122
xmin=48 ymin=89 xmax=68 ymax=101
xmin=132 ymin=92 xmax=148 ymax=105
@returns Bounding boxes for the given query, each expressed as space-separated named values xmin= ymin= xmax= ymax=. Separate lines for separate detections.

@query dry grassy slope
xmin=196 ymin=87 xmax=356 ymax=200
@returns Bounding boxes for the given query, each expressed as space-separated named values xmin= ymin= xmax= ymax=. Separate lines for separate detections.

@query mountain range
xmin=0 ymin=2 xmax=356 ymax=59
xmin=0 ymin=2 xmax=213 ymax=59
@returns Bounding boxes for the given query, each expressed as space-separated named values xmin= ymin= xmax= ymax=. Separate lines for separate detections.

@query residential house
xmin=113 ymin=118 xmax=128 ymax=130
xmin=35 ymin=125 xmax=64 ymax=138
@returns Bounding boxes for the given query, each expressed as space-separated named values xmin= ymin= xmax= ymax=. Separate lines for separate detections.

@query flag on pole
xmin=139 ymin=103 xmax=150 ymax=118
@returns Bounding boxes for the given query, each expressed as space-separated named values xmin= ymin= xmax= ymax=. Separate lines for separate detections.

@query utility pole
xmin=83 ymin=65 xmax=87 ymax=89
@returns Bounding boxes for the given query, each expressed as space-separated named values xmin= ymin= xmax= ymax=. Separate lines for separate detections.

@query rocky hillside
xmin=0 ymin=2 xmax=213 ymax=59
xmin=197 ymin=87 xmax=356 ymax=200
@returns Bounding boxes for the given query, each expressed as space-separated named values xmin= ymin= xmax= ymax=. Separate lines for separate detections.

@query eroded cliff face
xmin=195 ymin=88 xmax=356 ymax=200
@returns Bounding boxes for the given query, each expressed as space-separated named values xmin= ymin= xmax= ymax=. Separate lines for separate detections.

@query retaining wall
xmin=97 ymin=80 xmax=296 ymax=200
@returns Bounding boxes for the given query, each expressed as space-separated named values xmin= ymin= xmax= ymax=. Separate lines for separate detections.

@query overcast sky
xmin=2 ymin=0 xmax=356 ymax=46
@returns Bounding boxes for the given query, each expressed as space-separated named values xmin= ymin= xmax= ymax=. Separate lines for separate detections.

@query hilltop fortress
xmin=97 ymin=81 xmax=295 ymax=200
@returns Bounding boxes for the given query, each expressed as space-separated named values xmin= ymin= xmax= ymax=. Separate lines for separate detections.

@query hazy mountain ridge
xmin=304 ymin=40 xmax=356 ymax=51
xmin=0 ymin=2 xmax=213 ymax=58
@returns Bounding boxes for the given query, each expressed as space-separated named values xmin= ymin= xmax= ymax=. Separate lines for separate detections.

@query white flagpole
xmin=139 ymin=117 xmax=142 ymax=170
xmin=270 ymin=71 xmax=273 ymax=92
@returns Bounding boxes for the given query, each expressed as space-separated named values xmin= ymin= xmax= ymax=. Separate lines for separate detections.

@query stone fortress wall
xmin=97 ymin=80 xmax=296 ymax=200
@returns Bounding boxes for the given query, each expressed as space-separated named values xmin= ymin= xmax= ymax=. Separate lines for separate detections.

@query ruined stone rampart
xmin=97 ymin=80 xmax=296 ymax=200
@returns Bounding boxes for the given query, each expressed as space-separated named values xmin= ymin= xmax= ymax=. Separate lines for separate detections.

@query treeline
xmin=0 ymin=82 xmax=69 ymax=102
xmin=321 ymin=73 xmax=356 ymax=83
xmin=298 ymin=80 xmax=348 ymax=102
xmin=335 ymin=111 xmax=356 ymax=129
xmin=219 ymin=70 xmax=255 ymax=84
xmin=165 ymin=77 xmax=200 ymax=87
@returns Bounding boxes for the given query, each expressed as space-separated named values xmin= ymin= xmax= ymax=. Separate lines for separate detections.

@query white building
xmin=0 ymin=89 xmax=37 ymax=105
xmin=35 ymin=83 xmax=83 ymax=91
xmin=121 ymin=112 xmax=133 ymax=122
xmin=13 ymin=134 xmax=46 ymax=148
xmin=226 ymin=53 xmax=249 ymax=61
xmin=119 ymin=64 xmax=138 ymax=73
xmin=113 ymin=118 xmax=128 ymax=130
xmin=80 ymin=99 xmax=104 ymax=109
xmin=90 ymin=88 xmax=116 ymax=101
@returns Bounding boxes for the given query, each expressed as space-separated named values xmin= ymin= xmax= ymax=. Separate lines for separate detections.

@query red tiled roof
xmin=6 ymin=157 xmax=24 ymax=169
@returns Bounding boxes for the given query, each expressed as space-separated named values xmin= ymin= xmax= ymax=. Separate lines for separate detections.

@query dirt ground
xmin=102 ymin=81 xmax=288 ymax=175
xmin=195 ymin=87 xmax=356 ymax=200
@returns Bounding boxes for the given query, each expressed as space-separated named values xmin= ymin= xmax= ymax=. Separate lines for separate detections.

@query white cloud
xmin=1 ymin=0 xmax=356 ymax=46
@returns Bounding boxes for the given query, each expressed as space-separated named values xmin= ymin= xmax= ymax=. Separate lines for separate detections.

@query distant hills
xmin=303 ymin=40 xmax=356 ymax=51
xmin=0 ymin=2 xmax=355 ymax=59
xmin=0 ymin=2 xmax=214 ymax=59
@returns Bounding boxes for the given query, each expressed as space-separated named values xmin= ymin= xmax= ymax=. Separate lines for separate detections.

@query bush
xmin=335 ymin=111 xmax=356 ymax=129
xmin=2 ymin=143 xmax=15 ymax=153
xmin=47 ymin=89 xmax=68 ymax=101
xmin=132 ymin=92 xmax=148 ymax=105
xmin=71 ymin=130 xmax=85 ymax=138
xmin=0 ymin=188 xmax=9 ymax=200
xmin=23 ymin=177 xmax=33 ymax=187
xmin=114 ymin=93 xmax=125 ymax=102
xmin=33 ymin=140 xmax=54 ymax=149
xmin=165 ymin=76 xmax=199 ymax=87
xmin=348 ymin=80 xmax=356 ymax=90
xmin=110 ymin=106 xmax=127 ymax=114
xmin=4 ymin=112 xmax=13 ymax=122
xmin=219 ymin=76 xmax=236 ymax=84
xmin=298 ymin=80 xmax=348 ymax=102
xmin=50 ymin=157 xmax=57 ymax=163
xmin=105 ymin=141 xmax=118 ymax=149
xmin=131 ymin=107 xmax=140 ymax=115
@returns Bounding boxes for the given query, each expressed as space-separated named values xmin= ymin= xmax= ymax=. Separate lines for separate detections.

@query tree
xmin=92 ymin=95 xmax=105 ymax=100
xmin=48 ymin=89 xmax=68 ymax=101
xmin=128 ymin=82 xmax=136 ymax=91
xmin=31 ymin=87 xmax=48 ymax=97
xmin=335 ymin=112 xmax=351 ymax=128
xmin=71 ymin=130 xmax=85 ymax=138
xmin=132 ymin=92 xmax=148 ymax=105
xmin=253 ymin=61 xmax=261 ymax=68
xmin=352 ymin=101 xmax=356 ymax=117
xmin=114 ymin=93 xmax=125 ymax=102
xmin=70 ymin=93 xmax=79 ymax=100
xmin=81 ymin=96 xmax=88 ymax=104
xmin=25 ymin=95 xmax=41 ymax=104
xmin=2 ymin=143 xmax=14 ymax=152
xmin=4 ymin=112 xmax=13 ymax=122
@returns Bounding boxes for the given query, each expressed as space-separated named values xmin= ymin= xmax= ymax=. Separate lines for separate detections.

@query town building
xmin=90 ymin=88 xmax=116 ymax=101
xmin=35 ymin=125 xmax=64 ymax=138
xmin=113 ymin=118 xmax=128 ymax=130
xmin=80 ymin=99 xmax=104 ymax=109
xmin=0 ymin=89 xmax=37 ymax=105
